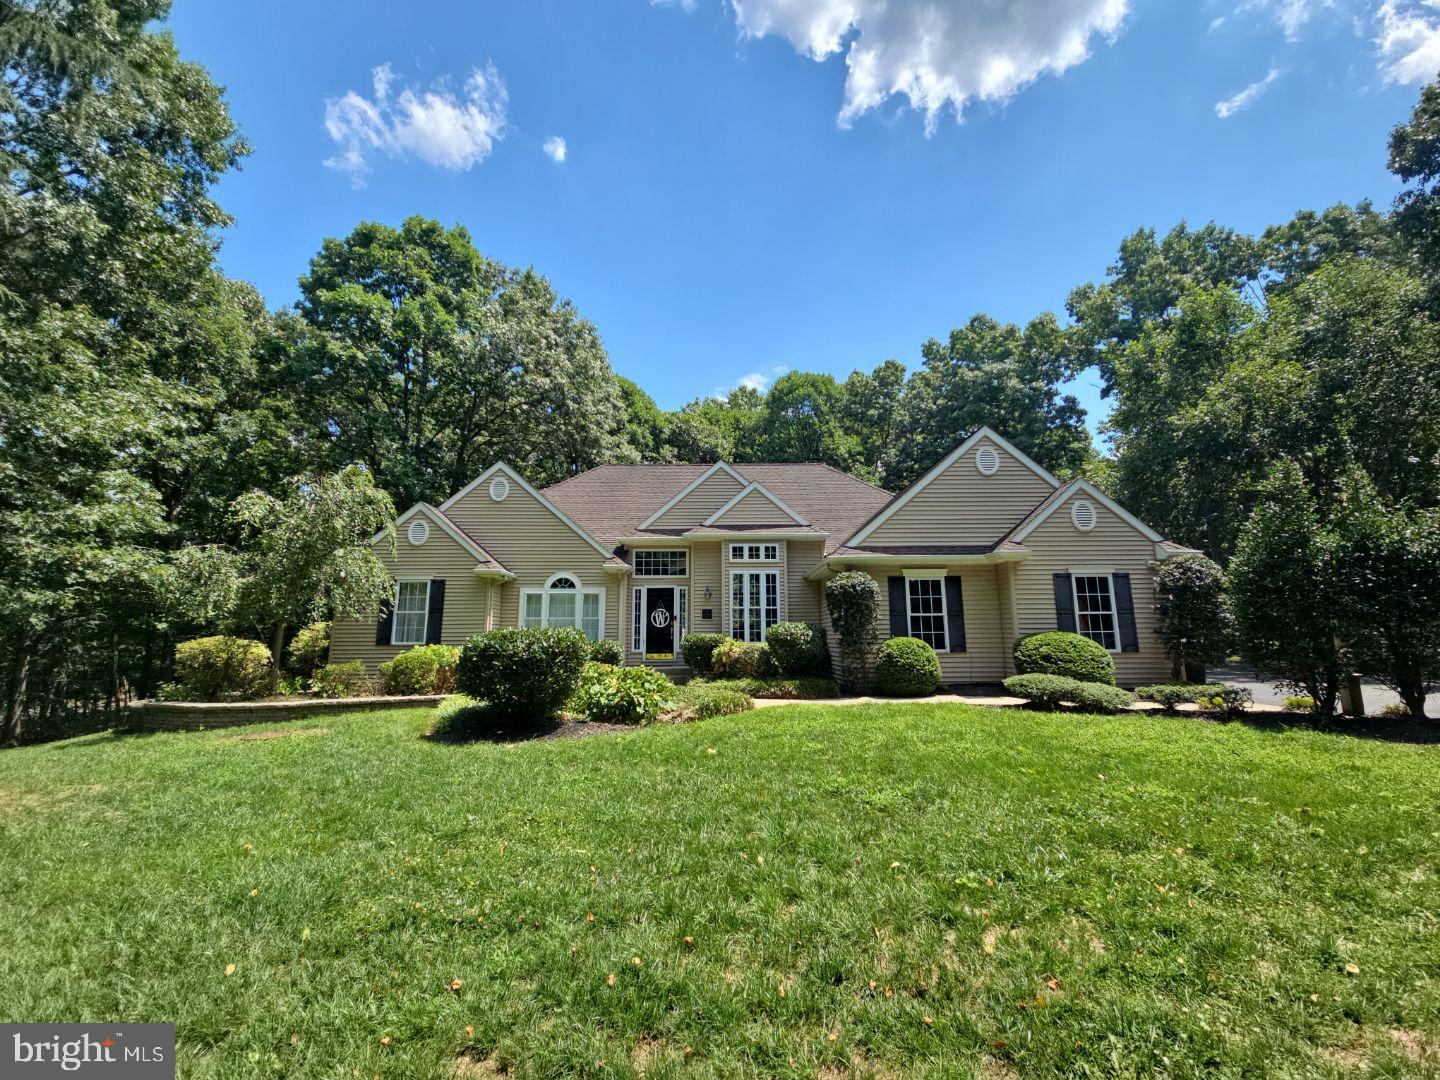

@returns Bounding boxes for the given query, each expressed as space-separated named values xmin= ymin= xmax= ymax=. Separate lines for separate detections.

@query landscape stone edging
xmin=127 ymin=694 xmax=448 ymax=732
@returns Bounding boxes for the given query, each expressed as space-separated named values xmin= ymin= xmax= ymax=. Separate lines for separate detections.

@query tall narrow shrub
xmin=825 ymin=572 xmax=879 ymax=692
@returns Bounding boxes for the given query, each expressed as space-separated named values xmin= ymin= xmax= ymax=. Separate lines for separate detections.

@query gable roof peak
xmin=637 ymin=460 xmax=748 ymax=528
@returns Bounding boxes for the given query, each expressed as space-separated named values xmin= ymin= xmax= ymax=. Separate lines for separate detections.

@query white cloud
xmin=1376 ymin=0 xmax=1440 ymax=83
xmin=714 ymin=0 xmax=1128 ymax=133
xmin=738 ymin=371 xmax=773 ymax=391
xmin=324 ymin=62 xmax=508 ymax=182
xmin=1214 ymin=67 xmax=1281 ymax=117
xmin=543 ymin=135 xmax=568 ymax=162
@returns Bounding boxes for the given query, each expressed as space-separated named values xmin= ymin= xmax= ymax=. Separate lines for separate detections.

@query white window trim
xmin=391 ymin=578 xmax=431 ymax=646
xmin=631 ymin=585 xmax=684 ymax=655
xmin=632 ymin=549 xmax=689 ymax=578
xmin=729 ymin=542 xmax=781 ymax=563
xmin=1071 ymin=572 xmax=1120 ymax=654
xmin=903 ymin=572 xmax=949 ymax=654
xmin=727 ymin=568 xmax=781 ymax=642
xmin=520 ymin=574 xmax=606 ymax=641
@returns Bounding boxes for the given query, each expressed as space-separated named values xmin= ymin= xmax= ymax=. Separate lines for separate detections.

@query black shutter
xmin=887 ymin=576 xmax=908 ymax=639
xmin=944 ymin=576 xmax=966 ymax=653
xmin=425 ymin=580 xmax=446 ymax=644
xmin=1113 ymin=573 xmax=1139 ymax=653
xmin=375 ymin=598 xmax=394 ymax=646
xmin=1053 ymin=573 xmax=1076 ymax=633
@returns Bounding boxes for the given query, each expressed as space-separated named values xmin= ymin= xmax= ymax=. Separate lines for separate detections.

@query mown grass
xmin=0 ymin=704 xmax=1437 ymax=1078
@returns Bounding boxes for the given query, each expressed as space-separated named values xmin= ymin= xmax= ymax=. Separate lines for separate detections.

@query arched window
xmin=521 ymin=573 xmax=604 ymax=641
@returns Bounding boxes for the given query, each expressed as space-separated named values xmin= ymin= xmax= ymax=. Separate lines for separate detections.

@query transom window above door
xmin=729 ymin=543 xmax=779 ymax=562
xmin=1073 ymin=574 xmax=1119 ymax=652
xmin=522 ymin=573 xmax=604 ymax=641
xmin=633 ymin=550 xmax=687 ymax=577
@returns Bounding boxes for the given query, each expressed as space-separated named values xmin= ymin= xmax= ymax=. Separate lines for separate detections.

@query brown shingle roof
xmin=543 ymin=462 xmax=892 ymax=554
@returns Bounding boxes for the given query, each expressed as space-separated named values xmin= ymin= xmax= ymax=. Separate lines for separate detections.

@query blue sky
xmin=167 ymin=0 xmax=1439 ymax=437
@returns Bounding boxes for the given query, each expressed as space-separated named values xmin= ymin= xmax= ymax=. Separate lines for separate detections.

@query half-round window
xmin=546 ymin=574 xmax=578 ymax=590
xmin=489 ymin=476 xmax=510 ymax=502
xmin=975 ymin=445 xmax=1000 ymax=476
xmin=1071 ymin=500 xmax=1098 ymax=532
xmin=407 ymin=518 xmax=430 ymax=546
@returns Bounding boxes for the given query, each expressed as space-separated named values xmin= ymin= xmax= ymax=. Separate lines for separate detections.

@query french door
xmin=729 ymin=570 xmax=779 ymax=642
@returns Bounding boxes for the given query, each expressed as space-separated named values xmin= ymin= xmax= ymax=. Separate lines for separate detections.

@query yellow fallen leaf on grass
xmin=606 ymin=973 xmax=616 ymax=986
xmin=449 ymin=979 xmax=463 ymax=991
xmin=224 ymin=964 xmax=235 ymax=976
xmin=1344 ymin=963 xmax=1359 ymax=975
xmin=379 ymin=1036 xmax=390 ymax=1046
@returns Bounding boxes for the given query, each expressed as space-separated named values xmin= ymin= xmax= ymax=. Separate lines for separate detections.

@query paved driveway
xmin=1211 ymin=662 xmax=1439 ymax=717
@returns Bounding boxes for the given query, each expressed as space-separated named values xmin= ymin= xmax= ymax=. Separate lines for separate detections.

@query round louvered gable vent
xmin=975 ymin=444 xmax=1000 ymax=476
xmin=1071 ymin=500 xmax=1097 ymax=532
xmin=489 ymin=476 xmax=510 ymax=502
xmin=407 ymin=518 xmax=430 ymax=546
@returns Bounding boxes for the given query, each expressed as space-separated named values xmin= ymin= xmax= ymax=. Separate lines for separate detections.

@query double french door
xmin=729 ymin=570 xmax=779 ymax=642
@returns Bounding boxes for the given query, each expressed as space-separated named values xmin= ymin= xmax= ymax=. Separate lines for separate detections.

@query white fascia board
xmin=1009 ymin=480 xmax=1164 ymax=544
xmin=440 ymin=462 xmax=614 ymax=559
xmin=702 ymin=481 xmax=809 ymax=526
xmin=372 ymin=503 xmax=496 ymax=566
xmin=637 ymin=461 xmax=748 ymax=529
xmin=845 ymin=426 xmax=1060 ymax=547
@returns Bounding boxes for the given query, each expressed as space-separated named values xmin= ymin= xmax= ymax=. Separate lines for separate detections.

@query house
xmin=330 ymin=427 xmax=1197 ymax=686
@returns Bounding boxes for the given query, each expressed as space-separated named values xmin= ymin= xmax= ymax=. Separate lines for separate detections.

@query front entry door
xmin=644 ymin=588 xmax=676 ymax=659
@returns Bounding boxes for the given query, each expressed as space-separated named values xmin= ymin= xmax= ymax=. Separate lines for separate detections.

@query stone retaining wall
xmin=127 ymin=694 xmax=447 ymax=732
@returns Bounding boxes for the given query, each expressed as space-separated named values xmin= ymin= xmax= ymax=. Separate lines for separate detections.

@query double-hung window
xmin=522 ymin=574 xmax=605 ymax=641
xmin=729 ymin=543 xmax=779 ymax=562
xmin=392 ymin=580 xmax=431 ymax=645
xmin=633 ymin=550 xmax=687 ymax=577
xmin=904 ymin=575 xmax=948 ymax=652
xmin=1072 ymin=574 xmax=1119 ymax=651
xmin=729 ymin=570 xmax=779 ymax=642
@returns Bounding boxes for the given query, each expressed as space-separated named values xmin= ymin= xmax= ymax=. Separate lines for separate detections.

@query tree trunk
xmin=271 ymin=622 xmax=287 ymax=674
xmin=1398 ymin=678 xmax=1430 ymax=722
xmin=4 ymin=630 xmax=34 ymax=748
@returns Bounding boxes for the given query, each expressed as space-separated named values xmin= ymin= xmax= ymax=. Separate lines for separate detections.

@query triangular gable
xmin=1008 ymin=480 xmax=1163 ymax=544
xmin=846 ymin=426 xmax=1059 ymax=547
xmin=640 ymin=461 xmax=748 ymax=528
xmin=441 ymin=462 xmax=614 ymax=558
xmin=372 ymin=503 xmax=506 ymax=568
xmin=702 ymin=481 xmax=808 ymax=527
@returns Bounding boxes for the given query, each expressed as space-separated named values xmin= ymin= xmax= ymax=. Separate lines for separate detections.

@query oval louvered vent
xmin=407 ymin=518 xmax=430 ymax=546
xmin=975 ymin=444 xmax=1000 ymax=476
xmin=489 ymin=476 xmax=510 ymax=502
xmin=1071 ymin=500 xmax=1097 ymax=532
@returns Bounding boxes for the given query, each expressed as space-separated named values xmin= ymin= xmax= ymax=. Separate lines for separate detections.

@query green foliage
xmin=1153 ymin=553 xmax=1234 ymax=671
xmin=1067 ymin=682 xmax=1136 ymax=714
xmin=572 ymin=664 xmax=674 ymax=725
xmin=763 ymin=622 xmax=825 ymax=676
xmin=710 ymin=639 xmax=775 ymax=679
xmin=455 ymin=627 xmax=590 ymax=720
xmin=312 ymin=661 xmax=370 ymax=699
xmin=1003 ymin=673 xmax=1084 ymax=709
xmin=1229 ymin=461 xmax=1344 ymax=718
xmin=1135 ymin=683 xmax=1228 ymax=708
xmin=1013 ymin=632 xmax=1116 ymax=685
xmin=680 ymin=633 xmax=727 ymax=675
xmin=1196 ymin=686 xmax=1253 ymax=721
xmin=874 ymin=637 xmax=941 ymax=697
xmin=754 ymin=372 xmax=860 ymax=470
xmin=1284 ymin=696 xmax=1316 ymax=713
xmin=663 ymin=684 xmax=753 ymax=720
xmin=171 ymin=636 xmax=274 ymax=702
xmin=688 ymin=677 xmax=841 ymax=700
xmin=287 ymin=621 xmax=331 ymax=677
xmin=825 ymin=571 xmax=879 ymax=691
xmin=380 ymin=645 xmax=460 ymax=695
xmin=589 ymin=638 xmax=625 ymax=666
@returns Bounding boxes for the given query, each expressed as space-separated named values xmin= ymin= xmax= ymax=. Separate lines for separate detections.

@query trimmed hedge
xmin=571 ymin=663 xmax=673 ymax=725
xmin=313 ymin=660 xmax=369 ymax=698
xmin=711 ymin=638 xmax=775 ymax=678
xmin=1068 ymin=682 xmax=1135 ymax=713
xmin=874 ymin=637 xmax=941 ymax=697
xmin=1004 ymin=673 xmax=1134 ymax=713
xmin=764 ymin=622 xmax=825 ymax=676
xmin=680 ymin=633 xmax=727 ymax=675
xmin=172 ymin=636 xmax=274 ymax=701
xmin=1135 ymin=682 xmax=1227 ymax=709
xmin=1013 ymin=632 xmax=1115 ymax=685
xmin=379 ymin=644 xmax=460 ymax=695
xmin=589 ymin=638 xmax=625 ymax=665
xmin=456 ymin=627 xmax=590 ymax=720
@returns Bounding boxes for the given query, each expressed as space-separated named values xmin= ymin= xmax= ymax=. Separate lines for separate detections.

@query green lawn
xmin=1 ymin=706 xmax=1437 ymax=1079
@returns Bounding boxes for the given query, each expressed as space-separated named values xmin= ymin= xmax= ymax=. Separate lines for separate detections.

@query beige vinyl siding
xmin=786 ymin=541 xmax=824 ymax=624
xmin=444 ymin=483 xmax=620 ymax=642
xmin=863 ymin=439 xmax=1055 ymax=546
xmin=862 ymin=567 xmax=1008 ymax=683
xmin=1011 ymin=492 xmax=1171 ymax=686
xmin=689 ymin=542 xmax=722 ymax=633
xmin=997 ymin=562 xmax=1019 ymax=676
xmin=709 ymin=488 xmax=796 ymax=526
xmin=330 ymin=528 xmax=489 ymax=672
xmin=652 ymin=472 xmax=745 ymax=527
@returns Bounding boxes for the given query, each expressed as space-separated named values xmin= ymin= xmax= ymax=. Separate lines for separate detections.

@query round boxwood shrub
xmin=379 ymin=644 xmax=460 ymax=694
xmin=711 ymin=638 xmax=774 ymax=678
xmin=764 ymin=621 xmax=825 ymax=676
xmin=172 ymin=636 xmax=274 ymax=701
xmin=874 ymin=636 xmax=941 ymax=697
xmin=572 ymin=663 xmax=674 ymax=725
xmin=680 ymin=633 xmax=727 ymax=675
xmin=456 ymin=627 xmax=590 ymax=720
xmin=1068 ymin=681 xmax=1135 ymax=713
xmin=589 ymin=638 xmax=625 ymax=665
xmin=1003 ymin=673 xmax=1083 ymax=709
xmin=287 ymin=620 xmax=331 ymax=677
xmin=1013 ymin=632 xmax=1115 ymax=685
